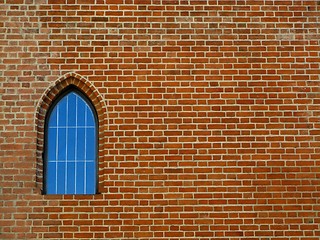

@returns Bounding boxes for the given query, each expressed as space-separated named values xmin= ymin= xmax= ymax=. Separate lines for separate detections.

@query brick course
xmin=0 ymin=0 xmax=320 ymax=239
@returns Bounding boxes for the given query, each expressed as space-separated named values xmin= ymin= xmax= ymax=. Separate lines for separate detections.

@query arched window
xmin=44 ymin=89 xmax=98 ymax=194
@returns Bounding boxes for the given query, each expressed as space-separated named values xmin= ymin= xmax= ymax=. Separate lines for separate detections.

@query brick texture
xmin=0 ymin=0 xmax=320 ymax=239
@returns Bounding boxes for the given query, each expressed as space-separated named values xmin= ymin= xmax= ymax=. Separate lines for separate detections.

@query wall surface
xmin=0 ymin=0 xmax=320 ymax=239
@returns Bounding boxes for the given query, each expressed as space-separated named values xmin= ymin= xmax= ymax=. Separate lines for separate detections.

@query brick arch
xmin=35 ymin=73 xmax=107 ymax=193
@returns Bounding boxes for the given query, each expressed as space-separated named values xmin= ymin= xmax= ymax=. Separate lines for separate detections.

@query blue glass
xmin=49 ymin=107 xmax=58 ymax=126
xmin=47 ymin=127 xmax=57 ymax=161
xmin=67 ymin=94 xmax=77 ymax=127
xmin=77 ymin=128 xmax=86 ymax=160
xmin=86 ymin=162 xmax=96 ymax=194
xmin=56 ymin=162 xmax=66 ymax=194
xmin=86 ymin=128 xmax=96 ymax=158
xmin=46 ymin=91 xmax=97 ymax=194
xmin=76 ymin=162 xmax=85 ymax=194
xmin=58 ymin=98 xmax=67 ymax=126
xmin=86 ymin=107 xmax=95 ymax=127
xmin=67 ymin=128 xmax=76 ymax=161
xmin=66 ymin=162 xmax=76 ymax=194
xmin=57 ymin=128 xmax=66 ymax=160
xmin=46 ymin=162 xmax=56 ymax=193
xmin=77 ymin=99 xmax=86 ymax=126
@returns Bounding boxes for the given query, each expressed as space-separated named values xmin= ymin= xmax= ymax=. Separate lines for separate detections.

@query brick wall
xmin=0 ymin=0 xmax=320 ymax=239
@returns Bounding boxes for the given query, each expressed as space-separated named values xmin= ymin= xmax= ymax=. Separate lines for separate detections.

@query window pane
xmin=86 ymin=128 xmax=96 ymax=159
xmin=86 ymin=105 xmax=95 ymax=127
xmin=67 ymin=128 xmax=76 ymax=161
xmin=56 ymin=162 xmax=66 ymax=194
xmin=46 ymin=162 xmax=57 ymax=194
xmin=67 ymin=93 xmax=77 ymax=127
xmin=77 ymin=127 xmax=86 ymax=160
xmin=47 ymin=127 xmax=57 ymax=161
xmin=57 ymin=97 xmax=67 ymax=126
xmin=85 ymin=162 xmax=96 ymax=194
xmin=76 ymin=162 xmax=85 ymax=194
xmin=66 ymin=162 xmax=76 ymax=194
xmin=57 ymin=128 xmax=67 ymax=161
xmin=49 ymin=107 xmax=58 ymax=127
xmin=77 ymin=99 xmax=86 ymax=126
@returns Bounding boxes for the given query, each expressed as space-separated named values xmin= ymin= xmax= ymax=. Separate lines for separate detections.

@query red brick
xmin=1 ymin=0 xmax=320 ymax=239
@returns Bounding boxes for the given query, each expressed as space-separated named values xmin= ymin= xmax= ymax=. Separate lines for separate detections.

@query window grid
xmin=55 ymin=104 xmax=59 ymax=194
xmin=75 ymin=96 xmax=78 ymax=193
xmin=46 ymin=91 xmax=97 ymax=195
xmin=84 ymin=105 xmax=87 ymax=194
xmin=65 ymin=95 xmax=68 ymax=193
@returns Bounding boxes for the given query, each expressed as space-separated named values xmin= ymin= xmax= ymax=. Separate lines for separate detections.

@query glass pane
xmin=86 ymin=128 xmax=96 ymax=159
xmin=67 ymin=128 xmax=76 ymax=161
xmin=66 ymin=162 xmax=75 ymax=194
xmin=49 ymin=107 xmax=58 ymax=127
xmin=47 ymin=127 xmax=57 ymax=161
xmin=58 ymin=97 xmax=67 ymax=126
xmin=76 ymin=162 xmax=85 ymax=194
xmin=46 ymin=162 xmax=57 ymax=194
xmin=77 ymin=98 xmax=86 ymax=126
xmin=85 ymin=162 xmax=96 ymax=194
xmin=67 ymin=93 xmax=77 ymax=127
xmin=57 ymin=128 xmax=67 ymax=161
xmin=86 ymin=105 xmax=95 ymax=127
xmin=77 ymin=128 xmax=86 ymax=160
xmin=56 ymin=162 xmax=66 ymax=194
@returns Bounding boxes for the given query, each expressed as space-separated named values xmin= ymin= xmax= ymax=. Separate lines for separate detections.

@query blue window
xmin=44 ymin=90 xmax=97 ymax=194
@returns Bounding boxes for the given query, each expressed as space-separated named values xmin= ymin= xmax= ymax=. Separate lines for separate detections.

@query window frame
xmin=43 ymin=87 xmax=99 ymax=195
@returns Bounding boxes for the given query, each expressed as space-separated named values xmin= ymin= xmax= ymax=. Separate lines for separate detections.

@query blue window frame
xmin=44 ymin=89 xmax=98 ymax=194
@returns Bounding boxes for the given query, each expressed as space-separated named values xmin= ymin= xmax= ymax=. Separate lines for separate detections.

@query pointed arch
xmin=35 ymin=73 xmax=107 ymax=193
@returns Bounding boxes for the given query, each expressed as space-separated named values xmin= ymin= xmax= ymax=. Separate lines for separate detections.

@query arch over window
xmin=44 ymin=89 xmax=98 ymax=194
xmin=36 ymin=74 xmax=107 ymax=194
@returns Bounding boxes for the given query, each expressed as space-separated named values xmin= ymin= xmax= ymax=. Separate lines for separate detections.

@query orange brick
xmin=1 ymin=0 xmax=320 ymax=239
